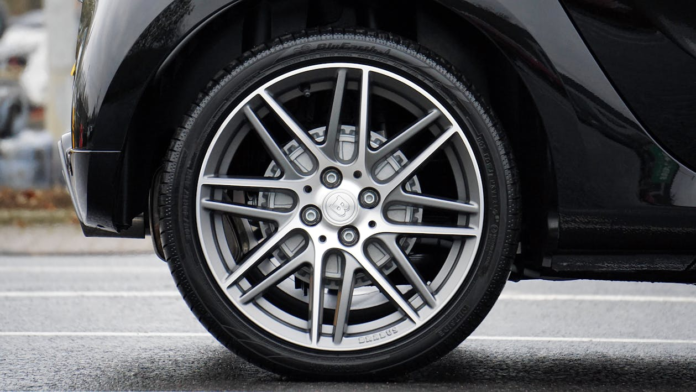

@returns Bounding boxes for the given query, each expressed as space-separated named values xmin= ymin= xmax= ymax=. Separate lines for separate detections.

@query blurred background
xmin=0 ymin=0 xmax=150 ymax=255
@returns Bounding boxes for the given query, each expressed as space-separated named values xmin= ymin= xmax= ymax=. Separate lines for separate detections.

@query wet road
xmin=1 ymin=255 xmax=695 ymax=391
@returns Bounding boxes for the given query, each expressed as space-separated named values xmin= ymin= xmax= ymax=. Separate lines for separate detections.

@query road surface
xmin=1 ymin=254 xmax=695 ymax=391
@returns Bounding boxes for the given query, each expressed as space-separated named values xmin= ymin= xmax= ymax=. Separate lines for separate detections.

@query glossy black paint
xmin=430 ymin=0 xmax=696 ymax=255
xmin=69 ymin=0 xmax=696 ymax=280
xmin=564 ymin=0 xmax=696 ymax=171
xmin=73 ymin=0 xmax=235 ymax=151
xmin=72 ymin=0 xmax=241 ymax=230
xmin=65 ymin=149 xmax=120 ymax=229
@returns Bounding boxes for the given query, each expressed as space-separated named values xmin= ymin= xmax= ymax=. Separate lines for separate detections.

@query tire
xmin=159 ymin=29 xmax=519 ymax=378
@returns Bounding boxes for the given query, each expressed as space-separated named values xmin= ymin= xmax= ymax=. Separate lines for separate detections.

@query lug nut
xmin=359 ymin=188 xmax=380 ymax=209
xmin=321 ymin=168 xmax=342 ymax=189
xmin=301 ymin=206 xmax=321 ymax=226
xmin=339 ymin=226 xmax=359 ymax=247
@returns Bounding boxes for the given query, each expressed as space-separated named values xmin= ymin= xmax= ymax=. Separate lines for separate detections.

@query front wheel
xmin=159 ymin=29 xmax=519 ymax=378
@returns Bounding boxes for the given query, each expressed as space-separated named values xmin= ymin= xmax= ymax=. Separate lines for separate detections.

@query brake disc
xmin=251 ymin=125 xmax=422 ymax=290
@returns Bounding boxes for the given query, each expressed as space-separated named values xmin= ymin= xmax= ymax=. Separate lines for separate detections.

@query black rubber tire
xmin=159 ymin=29 xmax=520 ymax=379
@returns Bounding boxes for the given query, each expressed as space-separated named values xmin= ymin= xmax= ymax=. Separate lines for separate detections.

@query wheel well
xmin=128 ymin=0 xmax=550 ymax=266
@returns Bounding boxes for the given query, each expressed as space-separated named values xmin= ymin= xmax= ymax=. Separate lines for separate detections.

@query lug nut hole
xmin=301 ymin=206 xmax=321 ymax=226
xmin=353 ymin=171 xmax=362 ymax=179
xmin=359 ymin=188 xmax=380 ymax=209
xmin=321 ymin=168 xmax=342 ymax=189
xmin=303 ymin=185 xmax=312 ymax=193
xmin=338 ymin=226 xmax=359 ymax=247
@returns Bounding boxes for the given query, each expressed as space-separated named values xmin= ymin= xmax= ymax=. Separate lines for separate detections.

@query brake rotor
xmin=248 ymin=125 xmax=422 ymax=290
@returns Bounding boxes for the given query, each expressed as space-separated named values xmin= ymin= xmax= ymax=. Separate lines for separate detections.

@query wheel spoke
xmin=378 ymin=127 xmax=457 ymax=193
xmin=368 ymin=110 xmax=441 ymax=165
xmin=240 ymin=242 xmax=313 ymax=304
xmin=389 ymin=188 xmax=478 ymax=214
xmin=201 ymin=199 xmax=292 ymax=224
xmin=224 ymin=225 xmax=294 ymax=287
xmin=378 ymin=234 xmax=436 ymax=308
xmin=244 ymin=105 xmax=302 ymax=179
xmin=348 ymin=251 xmax=420 ymax=323
xmin=309 ymin=249 xmax=325 ymax=346
xmin=201 ymin=175 xmax=301 ymax=193
xmin=381 ymin=222 xmax=479 ymax=237
xmin=260 ymin=90 xmax=328 ymax=166
xmin=333 ymin=255 xmax=358 ymax=344
xmin=322 ymin=69 xmax=347 ymax=160
xmin=355 ymin=69 xmax=370 ymax=165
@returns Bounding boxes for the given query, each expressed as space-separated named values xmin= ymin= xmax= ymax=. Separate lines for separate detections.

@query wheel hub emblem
xmin=322 ymin=190 xmax=358 ymax=226
xmin=329 ymin=195 xmax=350 ymax=217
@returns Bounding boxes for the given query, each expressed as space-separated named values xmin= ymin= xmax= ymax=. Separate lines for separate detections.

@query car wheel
xmin=159 ymin=29 xmax=519 ymax=378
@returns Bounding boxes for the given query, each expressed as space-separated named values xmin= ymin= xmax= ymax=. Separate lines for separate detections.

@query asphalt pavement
xmin=0 ymin=224 xmax=153 ymax=255
xmin=1 ymin=254 xmax=695 ymax=391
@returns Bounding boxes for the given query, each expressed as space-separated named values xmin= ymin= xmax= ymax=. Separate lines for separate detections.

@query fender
xmin=71 ymin=0 xmax=239 ymax=230
xmin=72 ymin=0 xmax=237 ymax=151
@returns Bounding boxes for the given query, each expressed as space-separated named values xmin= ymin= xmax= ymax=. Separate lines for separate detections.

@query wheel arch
xmin=123 ymin=0 xmax=555 ymax=266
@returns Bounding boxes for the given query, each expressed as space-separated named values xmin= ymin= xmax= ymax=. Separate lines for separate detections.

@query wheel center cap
xmin=322 ymin=189 xmax=359 ymax=226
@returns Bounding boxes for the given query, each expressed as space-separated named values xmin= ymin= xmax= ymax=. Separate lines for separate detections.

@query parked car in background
xmin=0 ymin=82 xmax=27 ymax=139
xmin=61 ymin=0 xmax=696 ymax=378
xmin=0 ymin=1 xmax=8 ymax=41
xmin=0 ymin=9 xmax=46 ymax=107
xmin=0 ymin=4 xmax=50 ymax=190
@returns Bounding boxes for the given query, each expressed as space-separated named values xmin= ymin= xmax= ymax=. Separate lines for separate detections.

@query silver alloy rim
xmin=196 ymin=63 xmax=484 ymax=351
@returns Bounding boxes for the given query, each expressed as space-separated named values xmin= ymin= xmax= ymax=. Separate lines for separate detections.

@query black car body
xmin=62 ymin=0 xmax=696 ymax=283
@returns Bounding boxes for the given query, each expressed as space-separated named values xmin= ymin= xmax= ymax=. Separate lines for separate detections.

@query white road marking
xmin=468 ymin=336 xmax=696 ymax=344
xmin=0 ymin=291 xmax=694 ymax=302
xmin=499 ymin=294 xmax=696 ymax=303
xmin=0 ymin=332 xmax=693 ymax=345
xmin=0 ymin=291 xmax=179 ymax=298
xmin=0 ymin=332 xmax=208 ymax=337
xmin=0 ymin=267 xmax=164 ymax=273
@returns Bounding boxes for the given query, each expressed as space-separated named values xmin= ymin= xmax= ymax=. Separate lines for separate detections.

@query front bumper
xmin=58 ymin=133 xmax=86 ymax=223
xmin=58 ymin=132 xmax=146 ymax=238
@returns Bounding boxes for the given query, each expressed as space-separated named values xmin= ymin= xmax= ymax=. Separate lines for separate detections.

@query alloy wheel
xmin=196 ymin=63 xmax=484 ymax=351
